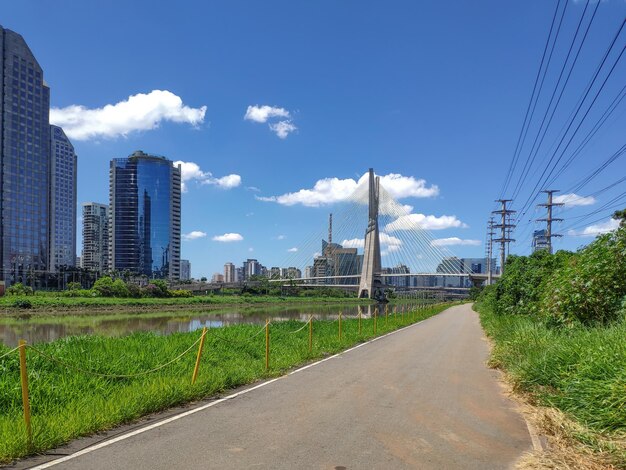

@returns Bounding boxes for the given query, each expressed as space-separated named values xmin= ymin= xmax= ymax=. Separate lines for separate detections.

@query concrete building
xmin=180 ymin=259 xmax=191 ymax=281
xmin=109 ymin=151 xmax=181 ymax=280
xmin=242 ymin=259 xmax=263 ymax=280
xmin=81 ymin=203 xmax=109 ymax=274
xmin=383 ymin=264 xmax=410 ymax=288
xmin=211 ymin=273 xmax=224 ymax=283
xmin=0 ymin=26 xmax=51 ymax=286
xmin=532 ymin=229 xmax=549 ymax=253
xmin=49 ymin=125 xmax=77 ymax=272
xmin=224 ymin=262 xmax=235 ymax=283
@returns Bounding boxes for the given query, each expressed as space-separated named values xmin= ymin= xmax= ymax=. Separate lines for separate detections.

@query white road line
xmin=29 ymin=315 xmax=436 ymax=469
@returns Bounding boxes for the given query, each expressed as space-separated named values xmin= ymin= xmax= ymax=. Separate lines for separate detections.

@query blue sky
xmin=3 ymin=1 xmax=625 ymax=278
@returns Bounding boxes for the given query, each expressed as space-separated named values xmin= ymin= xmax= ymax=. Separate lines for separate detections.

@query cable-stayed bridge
xmin=269 ymin=169 xmax=498 ymax=299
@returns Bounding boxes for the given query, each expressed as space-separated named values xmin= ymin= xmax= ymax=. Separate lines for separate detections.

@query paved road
xmin=27 ymin=304 xmax=530 ymax=469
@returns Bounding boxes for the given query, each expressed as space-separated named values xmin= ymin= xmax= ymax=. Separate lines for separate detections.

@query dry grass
xmin=488 ymin=352 xmax=626 ymax=469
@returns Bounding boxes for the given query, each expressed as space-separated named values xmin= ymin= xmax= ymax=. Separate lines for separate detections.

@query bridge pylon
xmin=358 ymin=168 xmax=384 ymax=300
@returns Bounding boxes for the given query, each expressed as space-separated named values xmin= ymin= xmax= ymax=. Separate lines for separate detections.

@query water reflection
xmin=0 ymin=303 xmax=410 ymax=347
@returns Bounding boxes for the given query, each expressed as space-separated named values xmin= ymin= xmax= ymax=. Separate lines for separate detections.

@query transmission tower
xmin=536 ymin=190 xmax=563 ymax=254
xmin=492 ymin=200 xmax=516 ymax=274
xmin=485 ymin=217 xmax=496 ymax=285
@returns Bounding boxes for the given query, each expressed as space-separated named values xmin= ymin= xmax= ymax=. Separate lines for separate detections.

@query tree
xmin=613 ymin=208 xmax=626 ymax=227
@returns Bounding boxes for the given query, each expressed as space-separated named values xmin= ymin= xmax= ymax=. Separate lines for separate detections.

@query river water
xmin=0 ymin=303 xmax=418 ymax=347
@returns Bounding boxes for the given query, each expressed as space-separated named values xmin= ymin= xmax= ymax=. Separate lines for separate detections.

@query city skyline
xmin=1 ymin=1 xmax=624 ymax=278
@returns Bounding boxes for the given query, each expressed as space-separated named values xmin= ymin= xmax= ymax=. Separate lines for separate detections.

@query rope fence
xmin=0 ymin=301 xmax=453 ymax=450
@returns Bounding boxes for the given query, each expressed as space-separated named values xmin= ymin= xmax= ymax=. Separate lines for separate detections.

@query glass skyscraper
xmin=50 ymin=125 xmax=77 ymax=271
xmin=109 ymin=151 xmax=181 ymax=280
xmin=0 ymin=26 xmax=51 ymax=286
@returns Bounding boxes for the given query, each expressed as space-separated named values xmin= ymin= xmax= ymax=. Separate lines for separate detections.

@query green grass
xmin=476 ymin=302 xmax=626 ymax=463
xmin=0 ymin=303 xmax=450 ymax=463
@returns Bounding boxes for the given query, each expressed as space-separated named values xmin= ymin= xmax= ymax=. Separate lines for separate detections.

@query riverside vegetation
xmin=0 ymin=276 xmax=368 ymax=313
xmin=474 ymin=224 xmax=626 ymax=466
xmin=0 ymin=303 xmax=449 ymax=463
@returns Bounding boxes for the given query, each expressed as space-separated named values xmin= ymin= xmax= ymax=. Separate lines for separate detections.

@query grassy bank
xmin=0 ymin=294 xmax=375 ymax=316
xmin=0 ymin=303 xmax=449 ymax=463
xmin=476 ymin=302 xmax=626 ymax=466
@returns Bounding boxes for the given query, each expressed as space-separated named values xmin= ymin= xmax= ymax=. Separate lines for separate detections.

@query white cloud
xmin=182 ymin=231 xmax=207 ymax=241
xmin=269 ymin=120 xmax=297 ymax=139
xmin=276 ymin=235 xmax=286 ymax=240
xmin=246 ymin=186 xmax=261 ymax=192
xmin=341 ymin=238 xmax=365 ymax=249
xmin=50 ymin=90 xmax=206 ymax=140
xmin=174 ymin=161 xmax=241 ymax=192
xmin=212 ymin=233 xmax=244 ymax=242
xmin=554 ymin=193 xmax=596 ymax=207
xmin=431 ymin=237 xmax=481 ymax=247
xmin=358 ymin=173 xmax=439 ymax=199
xmin=287 ymin=247 xmax=298 ymax=252
xmin=568 ymin=218 xmax=619 ymax=237
xmin=341 ymin=233 xmax=402 ymax=251
xmin=385 ymin=213 xmax=468 ymax=231
xmin=244 ymin=105 xmax=290 ymax=123
xmin=244 ymin=105 xmax=297 ymax=139
xmin=257 ymin=171 xmax=437 ymax=207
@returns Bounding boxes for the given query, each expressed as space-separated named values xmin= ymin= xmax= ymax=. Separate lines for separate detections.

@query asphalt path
xmin=24 ymin=303 xmax=530 ymax=469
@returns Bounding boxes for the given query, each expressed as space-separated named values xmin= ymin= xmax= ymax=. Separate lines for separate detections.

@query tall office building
xmin=49 ymin=125 xmax=77 ymax=272
xmin=82 ymin=203 xmax=109 ymax=273
xmin=180 ymin=259 xmax=191 ymax=280
xmin=224 ymin=262 xmax=235 ymax=283
xmin=0 ymin=26 xmax=51 ymax=286
xmin=109 ymin=151 xmax=181 ymax=280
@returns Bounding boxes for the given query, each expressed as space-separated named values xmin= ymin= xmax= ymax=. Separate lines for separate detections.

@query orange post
xmin=18 ymin=340 xmax=32 ymax=449
xmin=191 ymin=327 xmax=207 ymax=385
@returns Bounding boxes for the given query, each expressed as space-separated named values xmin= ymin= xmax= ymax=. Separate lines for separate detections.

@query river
xmin=0 ymin=302 xmax=419 ymax=347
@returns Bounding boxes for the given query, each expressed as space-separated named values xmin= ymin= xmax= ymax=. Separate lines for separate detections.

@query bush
xmin=92 ymin=277 xmax=115 ymax=297
xmin=126 ymin=283 xmax=143 ymax=298
xmin=12 ymin=299 xmax=32 ymax=309
xmin=540 ymin=226 xmax=626 ymax=325
xmin=66 ymin=282 xmax=82 ymax=291
xmin=169 ymin=289 xmax=192 ymax=298
xmin=111 ymin=279 xmax=130 ymax=298
xmin=6 ymin=283 xmax=33 ymax=296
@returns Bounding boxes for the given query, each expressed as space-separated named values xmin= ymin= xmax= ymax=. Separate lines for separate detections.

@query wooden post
xmin=338 ymin=312 xmax=342 ymax=341
xmin=18 ymin=340 xmax=32 ymax=449
xmin=374 ymin=307 xmax=378 ymax=334
xmin=191 ymin=327 xmax=207 ymax=384
xmin=265 ymin=318 xmax=270 ymax=371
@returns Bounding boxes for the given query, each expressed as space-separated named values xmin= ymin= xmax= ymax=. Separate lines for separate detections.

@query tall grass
xmin=477 ymin=304 xmax=626 ymax=435
xmin=0 ymin=303 xmax=448 ymax=463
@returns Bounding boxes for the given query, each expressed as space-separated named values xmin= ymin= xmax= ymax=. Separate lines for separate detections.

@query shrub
xmin=126 ymin=283 xmax=143 ymax=298
xmin=169 ymin=289 xmax=192 ymax=298
xmin=540 ymin=226 xmax=626 ymax=325
xmin=92 ymin=277 xmax=115 ymax=297
xmin=111 ymin=279 xmax=130 ymax=298
xmin=12 ymin=299 xmax=32 ymax=309
xmin=6 ymin=283 xmax=33 ymax=296
xmin=66 ymin=282 xmax=82 ymax=291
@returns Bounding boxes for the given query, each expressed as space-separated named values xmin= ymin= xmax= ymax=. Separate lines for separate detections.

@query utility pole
xmin=492 ymin=200 xmax=516 ymax=274
xmin=485 ymin=217 xmax=496 ymax=285
xmin=537 ymin=190 xmax=563 ymax=254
